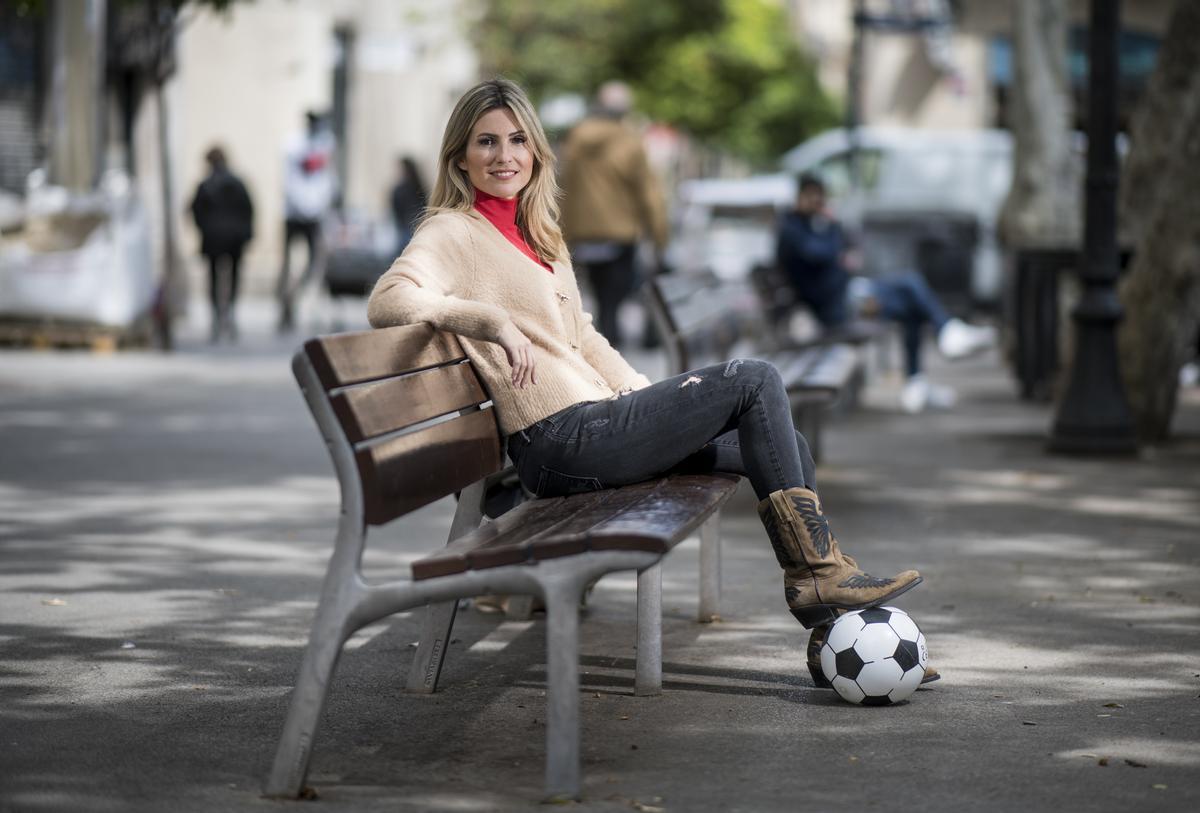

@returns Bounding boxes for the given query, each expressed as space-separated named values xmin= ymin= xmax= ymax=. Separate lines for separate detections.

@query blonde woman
xmin=367 ymin=78 xmax=923 ymax=643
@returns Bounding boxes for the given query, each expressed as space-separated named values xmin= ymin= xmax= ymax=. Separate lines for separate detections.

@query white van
xmin=782 ymin=126 xmax=1012 ymax=310
xmin=668 ymin=127 xmax=1013 ymax=312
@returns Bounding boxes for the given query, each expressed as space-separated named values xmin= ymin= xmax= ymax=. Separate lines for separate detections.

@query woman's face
xmin=457 ymin=106 xmax=534 ymax=200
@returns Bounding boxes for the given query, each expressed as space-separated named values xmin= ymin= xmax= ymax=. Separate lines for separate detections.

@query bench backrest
xmin=644 ymin=275 xmax=743 ymax=375
xmin=295 ymin=323 xmax=504 ymax=526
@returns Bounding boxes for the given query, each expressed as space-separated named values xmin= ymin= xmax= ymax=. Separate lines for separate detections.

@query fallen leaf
xmin=848 ymin=756 xmax=859 ymax=762
xmin=594 ymin=693 xmax=601 ymax=698
xmin=1098 ymin=758 xmax=1110 ymax=766
xmin=1102 ymin=702 xmax=1124 ymax=708
xmin=1153 ymin=784 xmax=1168 ymax=790
xmin=41 ymin=598 xmax=67 ymax=607
xmin=120 ymin=641 xmax=136 ymax=650
xmin=619 ymin=715 xmax=630 ymax=721
xmin=298 ymin=785 xmax=319 ymax=800
xmin=1125 ymin=759 xmax=1148 ymax=768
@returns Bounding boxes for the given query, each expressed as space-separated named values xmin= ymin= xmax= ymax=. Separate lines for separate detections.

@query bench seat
xmin=413 ymin=474 xmax=740 ymax=580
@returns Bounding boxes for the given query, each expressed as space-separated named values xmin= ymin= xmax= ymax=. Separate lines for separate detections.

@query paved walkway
xmin=1 ymin=299 xmax=1198 ymax=812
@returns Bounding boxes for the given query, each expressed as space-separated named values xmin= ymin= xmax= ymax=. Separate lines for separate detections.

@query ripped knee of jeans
xmin=679 ymin=375 xmax=704 ymax=388
xmin=723 ymin=358 xmax=744 ymax=378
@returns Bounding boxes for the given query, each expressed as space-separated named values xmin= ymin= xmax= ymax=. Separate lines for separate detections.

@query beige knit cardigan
xmin=366 ymin=209 xmax=651 ymax=436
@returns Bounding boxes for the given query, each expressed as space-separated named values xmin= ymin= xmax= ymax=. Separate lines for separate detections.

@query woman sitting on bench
xmin=366 ymin=78 xmax=923 ymax=633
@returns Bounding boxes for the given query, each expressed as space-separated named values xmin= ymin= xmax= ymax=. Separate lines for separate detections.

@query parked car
xmin=668 ymin=126 xmax=1015 ymax=314
xmin=782 ymin=126 xmax=1013 ymax=311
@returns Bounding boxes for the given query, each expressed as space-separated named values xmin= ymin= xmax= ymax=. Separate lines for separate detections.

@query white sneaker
xmin=901 ymin=375 xmax=930 ymax=413
xmin=937 ymin=318 xmax=997 ymax=360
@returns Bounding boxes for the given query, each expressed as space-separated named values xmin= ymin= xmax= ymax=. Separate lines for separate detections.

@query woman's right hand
xmin=496 ymin=321 xmax=537 ymax=389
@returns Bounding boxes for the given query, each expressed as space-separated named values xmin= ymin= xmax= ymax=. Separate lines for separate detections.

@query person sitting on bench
xmin=365 ymin=78 xmax=923 ymax=633
xmin=776 ymin=172 xmax=997 ymax=413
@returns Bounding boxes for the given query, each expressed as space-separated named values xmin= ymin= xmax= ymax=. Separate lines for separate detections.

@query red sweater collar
xmin=472 ymin=188 xmax=553 ymax=272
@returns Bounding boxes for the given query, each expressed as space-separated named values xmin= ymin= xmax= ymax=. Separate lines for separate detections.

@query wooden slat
xmin=791 ymin=345 xmax=859 ymax=392
xmin=656 ymin=274 xmax=713 ymax=305
xmin=305 ymin=323 xmax=466 ymax=390
xmin=585 ymin=475 xmax=740 ymax=553
xmin=332 ymin=363 xmax=486 ymax=443
xmin=410 ymin=474 xmax=739 ymax=579
xmin=412 ymin=492 xmax=609 ymax=580
xmin=355 ymin=407 xmax=502 ymax=526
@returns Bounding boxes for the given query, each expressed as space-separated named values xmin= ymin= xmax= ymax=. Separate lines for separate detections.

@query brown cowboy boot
xmin=806 ymin=620 xmax=941 ymax=688
xmin=757 ymin=487 xmax=923 ymax=628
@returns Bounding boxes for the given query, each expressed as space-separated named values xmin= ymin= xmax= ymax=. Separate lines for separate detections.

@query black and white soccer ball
xmin=819 ymin=606 xmax=929 ymax=705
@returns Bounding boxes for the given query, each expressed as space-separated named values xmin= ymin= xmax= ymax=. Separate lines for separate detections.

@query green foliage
xmin=475 ymin=0 xmax=840 ymax=165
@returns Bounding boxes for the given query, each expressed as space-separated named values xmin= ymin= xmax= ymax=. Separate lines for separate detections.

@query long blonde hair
xmin=426 ymin=78 xmax=567 ymax=263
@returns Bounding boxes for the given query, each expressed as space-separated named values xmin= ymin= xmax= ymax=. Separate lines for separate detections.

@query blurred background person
xmin=389 ymin=155 xmax=427 ymax=258
xmin=278 ymin=111 xmax=337 ymax=333
xmin=560 ymin=80 xmax=667 ymax=349
xmin=189 ymin=146 xmax=254 ymax=344
xmin=777 ymin=173 xmax=996 ymax=413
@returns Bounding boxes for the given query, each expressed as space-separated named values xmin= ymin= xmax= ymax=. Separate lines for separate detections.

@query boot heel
xmin=790 ymin=604 xmax=839 ymax=629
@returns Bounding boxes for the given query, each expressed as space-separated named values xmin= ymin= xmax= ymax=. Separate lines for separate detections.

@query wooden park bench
xmin=264 ymin=323 xmax=739 ymax=802
xmin=643 ymin=273 xmax=866 ymax=463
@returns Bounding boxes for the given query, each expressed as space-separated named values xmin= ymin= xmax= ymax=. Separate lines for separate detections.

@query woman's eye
xmin=478 ymin=137 xmax=495 ymax=147
xmin=512 ymin=135 xmax=527 ymax=145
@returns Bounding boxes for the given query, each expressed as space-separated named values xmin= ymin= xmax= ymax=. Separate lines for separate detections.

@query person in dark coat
xmin=190 ymin=146 xmax=254 ymax=342
xmin=389 ymin=156 xmax=427 ymax=257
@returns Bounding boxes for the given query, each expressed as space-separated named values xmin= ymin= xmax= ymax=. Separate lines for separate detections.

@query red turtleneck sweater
xmin=472 ymin=189 xmax=553 ymax=273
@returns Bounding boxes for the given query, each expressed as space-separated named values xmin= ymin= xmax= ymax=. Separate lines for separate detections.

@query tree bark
xmin=1117 ymin=0 xmax=1200 ymax=442
xmin=998 ymin=0 xmax=1080 ymax=248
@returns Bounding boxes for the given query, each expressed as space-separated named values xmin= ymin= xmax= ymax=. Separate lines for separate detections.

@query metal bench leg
xmin=406 ymin=479 xmax=487 ymax=694
xmin=635 ymin=561 xmax=662 ymax=696
xmin=543 ymin=582 xmax=583 ymax=801
xmin=698 ymin=512 xmax=722 ymax=623
xmin=264 ymin=553 xmax=360 ymax=796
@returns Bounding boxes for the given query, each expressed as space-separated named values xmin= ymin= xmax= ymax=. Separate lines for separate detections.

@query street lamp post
xmin=1048 ymin=0 xmax=1137 ymax=454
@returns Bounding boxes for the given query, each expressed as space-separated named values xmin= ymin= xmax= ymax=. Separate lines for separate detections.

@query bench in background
xmin=643 ymin=273 xmax=863 ymax=462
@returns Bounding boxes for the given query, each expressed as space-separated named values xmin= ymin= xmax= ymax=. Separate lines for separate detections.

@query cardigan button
xmin=570 ymin=343 xmax=579 ymax=351
xmin=556 ymin=292 xmax=570 ymax=302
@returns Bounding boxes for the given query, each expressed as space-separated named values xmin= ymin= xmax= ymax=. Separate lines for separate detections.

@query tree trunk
xmin=998 ymin=0 xmax=1080 ymax=248
xmin=1117 ymin=0 xmax=1200 ymax=442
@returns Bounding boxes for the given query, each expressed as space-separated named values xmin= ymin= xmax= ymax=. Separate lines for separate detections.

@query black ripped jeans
xmin=506 ymin=359 xmax=817 ymax=501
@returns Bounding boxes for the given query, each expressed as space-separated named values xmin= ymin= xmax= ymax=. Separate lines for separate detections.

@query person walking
xmin=389 ymin=156 xmax=427 ymax=258
xmin=277 ymin=111 xmax=337 ymax=333
xmin=777 ymin=173 xmax=996 ymax=413
xmin=367 ymin=78 xmax=924 ymax=647
xmin=560 ymin=81 xmax=668 ymax=349
xmin=189 ymin=146 xmax=253 ymax=343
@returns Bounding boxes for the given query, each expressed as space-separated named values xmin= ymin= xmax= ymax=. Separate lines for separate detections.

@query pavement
xmin=1 ymin=294 xmax=1198 ymax=812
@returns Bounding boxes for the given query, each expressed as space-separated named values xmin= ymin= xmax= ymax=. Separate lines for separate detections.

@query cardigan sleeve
xmin=578 ymin=309 xmax=652 ymax=392
xmin=367 ymin=214 xmax=512 ymax=342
